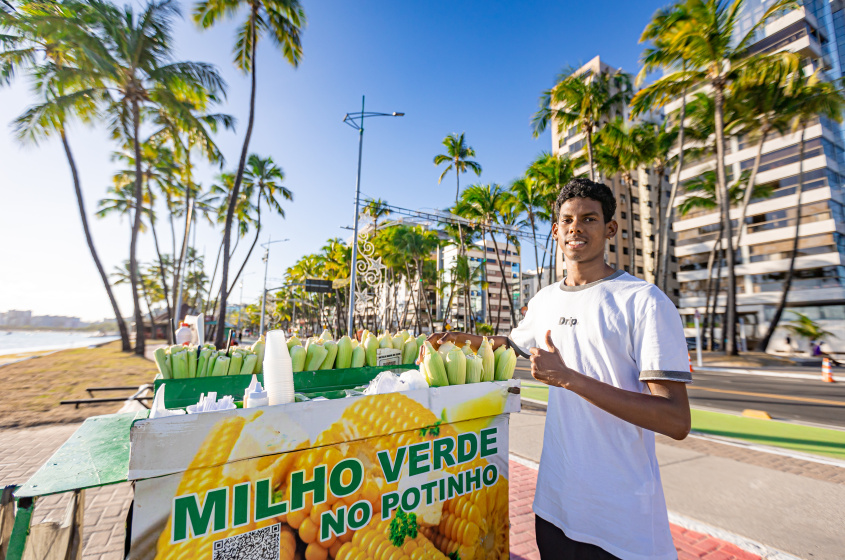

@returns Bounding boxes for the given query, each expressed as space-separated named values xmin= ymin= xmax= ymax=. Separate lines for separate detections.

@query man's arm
xmin=531 ymin=330 xmax=691 ymax=440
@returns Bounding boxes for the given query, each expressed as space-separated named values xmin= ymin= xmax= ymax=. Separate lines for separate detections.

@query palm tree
xmin=395 ymin=226 xmax=439 ymax=332
xmin=532 ymin=67 xmax=631 ymax=181
xmin=227 ymin=154 xmax=292 ymax=292
xmin=434 ymin=133 xmax=482 ymax=204
xmin=630 ymin=0 xmax=800 ymax=354
xmin=633 ymin=1 xmax=692 ymax=293
xmin=525 ymin=152 xmax=575 ymax=285
xmin=782 ymin=312 xmax=835 ymax=350
xmin=509 ymin=173 xmax=544 ymax=291
xmin=112 ymin=261 xmax=156 ymax=330
xmin=757 ymin=73 xmax=845 ymax=351
xmin=4 ymin=0 xmax=132 ymax=351
xmin=457 ymin=184 xmax=518 ymax=326
xmin=193 ymin=0 xmax=305 ymax=347
xmin=72 ymin=0 xmax=228 ymax=355
xmin=363 ymin=198 xmax=390 ymax=234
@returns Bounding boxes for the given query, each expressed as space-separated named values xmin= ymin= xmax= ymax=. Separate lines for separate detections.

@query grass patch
xmin=518 ymin=382 xmax=845 ymax=460
xmin=0 ymin=341 xmax=156 ymax=429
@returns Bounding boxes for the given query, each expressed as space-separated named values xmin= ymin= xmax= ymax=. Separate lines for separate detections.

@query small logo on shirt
xmin=559 ymin=317 xmax=578 ymax=326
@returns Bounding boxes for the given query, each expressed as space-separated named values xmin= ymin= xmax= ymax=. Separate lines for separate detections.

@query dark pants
xmin=535 ymin=515 xmax=621 ymax=560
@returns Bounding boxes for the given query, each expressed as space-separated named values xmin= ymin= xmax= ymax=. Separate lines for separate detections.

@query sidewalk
xmin=508 ymin=459 xmax=761 ymax=560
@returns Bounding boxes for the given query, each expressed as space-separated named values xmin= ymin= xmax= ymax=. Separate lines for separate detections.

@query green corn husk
xmin=240 ymin=354 xmax=258 ymax=376
xmin=196 ymin=348 xmax=211 ymax=378
xmin=171 ymin=350 xmax=188 ymax=380
xmin=401 ymin=338 xmax=418 ymax=365
xmin=416 ymin=334 xmax=426 ymax=347
xmin=478 ymin=337 xmax=495 ymax=382
xmin=153 ymin=347 xmax=171 ymax=379
xmin=229 ymin=353 xmax=244 ymax=377
xmin=187 ymin=347 xmax=198 ymax=378
xmin=336 ymin=336 xmax=354 ymax=369
xmin=461 ymin=340 xmax=474 ymax=356
xmin=351 ymin=338 xmax=359 ymax=349
xmin=495 ymin=347 xmax=517 ymax=381
xmin=320 ymin=340 xmax=338 ymax=370
xmin=350 ymin=345 xmax=366 ymax=368
xmin=211 ymin=356 xmax=230 ymax=377
xmin=286 ymin=336 xmax=302 ymax=350
xmin=466 ymin=354 xmax=483 ymax=383
xmin=437 ymin=341 xmax=455 ymax=362
xmin=494 ymin=345 xmax=507 ymax=361
xmin=320 ymin=329 xmax=334 ymax=342
xmin=203 ymin=343 xmax=216 ymax=350
xmin=364 ymin=335 xmax=380 ymax=367
xmin=423 ymin=341 xmax=449 ymax=387
xmin=305 ymin=341 xmax=328 ymax=371
xmin=165 ymin=353 xmax=172 ymax=379
xmin=170 ymin=345 xmax=185 ymax=354
xmin=391 ymin=334 xmax=405 ymax=351
xmin=378 ymin=333 xmax=392 ymax=349
xmin=251 ymin=337 xmax=265 ymax=373
xmin=206 ymin=352 xmax=220 ymax=377
xmin=290 ymin=345 xmax=307 ymax=372
xmin=445 ymin=347 xmax=467 ymax=385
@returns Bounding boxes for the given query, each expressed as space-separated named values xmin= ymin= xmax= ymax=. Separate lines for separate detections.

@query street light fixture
xmin=259 ymin=237 xmax=290 ymax=336
xmin=343 ymin=95 xmax=404 ymax=337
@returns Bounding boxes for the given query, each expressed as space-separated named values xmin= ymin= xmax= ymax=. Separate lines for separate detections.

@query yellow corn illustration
xmin=334 ymin=518 xmax=448 ymax=560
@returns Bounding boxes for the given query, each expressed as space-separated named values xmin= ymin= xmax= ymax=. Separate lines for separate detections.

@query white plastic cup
xmin=264 ymin=330 xmax=295 ymax=405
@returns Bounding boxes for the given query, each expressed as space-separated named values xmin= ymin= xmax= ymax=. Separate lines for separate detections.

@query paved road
xmin=514 ymin=357 xmax=845 ymax=429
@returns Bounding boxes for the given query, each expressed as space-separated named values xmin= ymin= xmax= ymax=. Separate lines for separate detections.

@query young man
xmin=426 ymin=178 xmax=691 ymax=560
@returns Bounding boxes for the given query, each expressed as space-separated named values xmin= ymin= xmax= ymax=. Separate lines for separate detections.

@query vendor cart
xmin=8 ymin=365 xmax=521 ymax=560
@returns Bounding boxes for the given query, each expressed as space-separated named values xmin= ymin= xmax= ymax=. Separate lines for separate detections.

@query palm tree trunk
xmin=734 ymin=130 xmax=768 ymax=255
xmin=708 ymin=243 xmax=724 ymax=351
xmin=228 ymin=198 xmax=262 ymax=293
xmin=713 ymin=83 xmax=738 ymax=355
xmin=205 ymin=240 xmax=224 ymax=314
xmin=547 ymin=238 xmax=556 ymax=285
xmin=585 ymin=123 xmax=595 ymax=181
xmin=129 ymin=101 xmax=145 ymax=355
xmin=701 ymin=222 xmax=723 ymax=350
xmin=217 ymin=9 xmax=258 ymax=348
xmin=495 ymin=236 xmax=512 ymax=334
xmin=539 ymin=229 xmax=553 ymax=286
xmin=654 ymin=165 xmax=664 ymax=286
xmin=149 ymin=214 xmax=175 ymax=344
xmin=529 ymin=213 xmax=542 ymax=291
xmin=758 ymin=125 xmax=806 ymax=351
xmin=489 ymin=235 xmax=517 ymax=325
xmin=659 ymin=84 xmax=686 ymax=293
xmin=61 ymin=130 xmax=131 ymax=352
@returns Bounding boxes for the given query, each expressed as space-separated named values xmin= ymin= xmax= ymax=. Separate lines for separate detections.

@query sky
xmin=0 ymin=0 xmax=669 ymax=322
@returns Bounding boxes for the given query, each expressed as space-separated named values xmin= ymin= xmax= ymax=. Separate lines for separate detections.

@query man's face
xmin=552 ymin=197 xmax=617 ymax=264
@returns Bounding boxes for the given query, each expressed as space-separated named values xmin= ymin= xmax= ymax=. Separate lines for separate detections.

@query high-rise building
xmin=669 ymin=1 xmax=845 ymax=352
xmin=553 ymin=56 xmax=681 ymax=297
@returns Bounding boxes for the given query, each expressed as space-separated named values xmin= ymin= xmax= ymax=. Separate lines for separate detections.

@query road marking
xmin=688 ymin=386 xmax=845 ymax=407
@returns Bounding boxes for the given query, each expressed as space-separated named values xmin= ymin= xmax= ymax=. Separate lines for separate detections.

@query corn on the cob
xmin=477 ymin=338 xmax=495 ymax=382
xmin=171 ymin=350 xmax=188 ymax=379
xmin=290 ymin=345 xmax=307 ymax=372
xmin=364 ymin=335 xmax=380 ymax=367
xmin=196 ymin=348 xmax=211 ymax=378
xmin=423 ymin=342 xmax=449 ymax=387
xmin=391 ymin=334 xmax=405 ymax=351
xmin=320 ymin=340 xmax=338 ymax=370
xmin=401 ymin=338 xmax=418 ymax=365
xmin=205 ymin=351 xmax=219 ymax=377
xmin=228 ymin=353 xmax=243 ymax=377
xmin=211 ymin=355 xmax=230 ymax=377
xmin=437 ymin=341 xmax=455 ymax=362
xmin=493 ymin=345 xmax=506 ymax=362
xmin=286 ymin=336 xmax=301 ymax=350
xmin=251 ymin=337 xmax=265 ymax=373
xmin=378 ymin=333 xmax=392 ymax=349
xmin=153 ymin=347 xmax=172 ymax=379
xmin=305 ymin=341 xmax=328 ymax=371
xmin=445 ymin=347 xmax=466 ymax=385
xmin=465 ymin=354 xmax=483 ymax=383
xmin=494 ymin=348 xmax=516 ymax=381
xmin=350 ymin=345 xmax=366 ymax=368
xmin=334 ymin=336 xmax=353 ymax=369
xmin=240 ymin=353 xmax=258 ymax=376
xmin=334 ymin=517 xmax=449 ymax=560
xmin=319 ymin=329 xmax=333 ymax=342
xmin=461 ymin=341 xmax=474 ymax=356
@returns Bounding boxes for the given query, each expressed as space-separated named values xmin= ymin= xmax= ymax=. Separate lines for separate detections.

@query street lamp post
xmin=343 ymin=96 xmax=404 ymax=337
xmin=259 ymin=237 xmax=289 ymax=336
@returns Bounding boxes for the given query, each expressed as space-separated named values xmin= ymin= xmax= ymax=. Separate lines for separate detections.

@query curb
xmin=693 ymin=366 xmax=823 ymax=381
xmin=508 ymin=453 xmax=797 ymax=560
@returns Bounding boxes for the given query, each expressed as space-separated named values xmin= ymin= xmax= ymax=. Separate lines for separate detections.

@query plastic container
xmin=175 ymin=322 xmax=192 ymax=345
xmin=263 ymin=330 xmax=295 ymax=405
xmin=246 ymin=382 xmax=269 ymax=408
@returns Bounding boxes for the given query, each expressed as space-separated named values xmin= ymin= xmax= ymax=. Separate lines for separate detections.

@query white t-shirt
xmin=509 ymin=270 xmax=691 ymax=560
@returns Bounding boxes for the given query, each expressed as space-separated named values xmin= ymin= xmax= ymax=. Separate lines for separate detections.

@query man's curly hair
xmin=553 ymin=178 xmax=617 ymax=223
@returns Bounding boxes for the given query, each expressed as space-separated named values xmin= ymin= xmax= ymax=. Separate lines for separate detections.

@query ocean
xmin=0 ymin=330 xmax=120 ymax=356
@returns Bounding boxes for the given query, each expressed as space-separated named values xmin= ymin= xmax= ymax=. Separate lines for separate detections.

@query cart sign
xmin=305 ymin=279 xmax=334 ymax=293
xmin=128 ymin=382 xmax=518 ymax=560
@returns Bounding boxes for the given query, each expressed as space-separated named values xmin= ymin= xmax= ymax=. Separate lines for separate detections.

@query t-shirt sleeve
xmin=634 ymin=292 xmax=692 ymax=383
xmin=508 ymin=295 xmax=538 ymax=359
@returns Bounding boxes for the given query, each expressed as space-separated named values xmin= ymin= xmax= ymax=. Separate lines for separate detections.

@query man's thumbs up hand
xmin=530 ymin=330 xmax=573 ymax=389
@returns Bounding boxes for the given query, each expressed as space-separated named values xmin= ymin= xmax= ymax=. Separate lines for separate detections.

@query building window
xmin=636 ymin=249 xmax=642 ymax=256
xmin=632 ymin=196 xmax=639 ymax=203
xmin=637 ymin=267 xmax=644 ymax=274
xmin=633 ymin=213 xmax=640 ymax=220
xmin=621 ymin=212 xmax=627 ymax=219
xmin=609 ymin=244 xmax=616 ymax=252
xmin=635 ymin=231 xmax=641 ymax=238
xmin=620 ymin=195 xmax=626 ymax=204
xmin=623 ymin=247 xmax=629 ymax=255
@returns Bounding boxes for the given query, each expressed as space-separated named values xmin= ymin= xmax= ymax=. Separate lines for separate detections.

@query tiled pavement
xmin=508 ymin=460 xmax=763 ymax=560
xmin=0 ymin=424 xmax=131 ymax=560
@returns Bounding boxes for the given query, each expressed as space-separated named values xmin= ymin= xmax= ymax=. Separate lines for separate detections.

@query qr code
xmin=212 ymin=523 xmax=281 ymax=560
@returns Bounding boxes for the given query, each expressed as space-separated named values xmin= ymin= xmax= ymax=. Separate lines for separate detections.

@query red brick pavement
xmin=508 ymin=460 xmax=761 ymax=560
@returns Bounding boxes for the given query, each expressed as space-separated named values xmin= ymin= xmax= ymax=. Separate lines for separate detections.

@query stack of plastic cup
xmin=263 ymin=330 xmax=295 ymax=405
